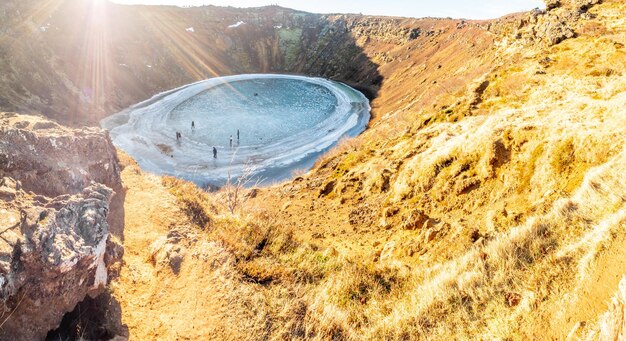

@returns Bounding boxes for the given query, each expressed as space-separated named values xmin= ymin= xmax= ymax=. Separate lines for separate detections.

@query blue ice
xmin=101 ymin=74 xmax=370 ymax=187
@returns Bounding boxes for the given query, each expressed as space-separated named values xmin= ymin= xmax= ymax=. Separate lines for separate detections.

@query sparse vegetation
xmin=550 ymin=137 xmax=576 ymax=173
xmin=219 ymin=161 xmax=260 ymax=214
xmin=161 ymin=176 xmax=214 ymax=229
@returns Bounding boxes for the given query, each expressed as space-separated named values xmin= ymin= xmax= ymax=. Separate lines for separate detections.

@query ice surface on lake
xmin=170 ymin=79 xmax=337 ymax=146
xmin=101 ymin=74 xmax=370 ymax=186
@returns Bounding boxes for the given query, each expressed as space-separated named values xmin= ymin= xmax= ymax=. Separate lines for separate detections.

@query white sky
xmin=109 ymin=0 xmax=546 ymax=20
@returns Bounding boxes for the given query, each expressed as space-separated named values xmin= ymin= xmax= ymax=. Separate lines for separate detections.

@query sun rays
xmin=77 ymin=0 xmax=113 ymax=113
xmin=0 ymin=0 xmax=64 ymax=45
xmin=1 ymin=0 xmax=298 ymax=121
xmin=9 ymin=0 xmax=248 ymax=120
xmin=76 ymin=0 xmax=247 ymax=111
xmin=140 ymin=7 xmax=246 ymax=98
xmin=22 ymin=0 xmax=64 ymax=28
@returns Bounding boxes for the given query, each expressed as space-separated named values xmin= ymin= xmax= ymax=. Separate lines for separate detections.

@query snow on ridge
xmin=228 ymin=21 xmax=245 ymax=29
xmin=186 ymin=27 xmax=194 ymax=33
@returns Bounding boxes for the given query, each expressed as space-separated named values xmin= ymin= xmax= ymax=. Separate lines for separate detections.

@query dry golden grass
xmin=585 ymin=276 xmax=626 ymax=340
xmin=161 ymin=176 xmax=215 ymax=229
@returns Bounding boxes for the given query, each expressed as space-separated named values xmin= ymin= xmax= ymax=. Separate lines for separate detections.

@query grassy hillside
xmin=91 ymin=0 xmax=626 ymax=339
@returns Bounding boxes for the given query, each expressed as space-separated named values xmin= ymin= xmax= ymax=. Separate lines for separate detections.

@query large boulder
xmin=0 ymin=112 xmax=125 ymax=236
xmin=0 ymin=112 xmax=121 ymax=198
xmin=0 ymin=179 xmax=122 ymax=340
xmin=0 ymin=113 xmax=123 ymax=340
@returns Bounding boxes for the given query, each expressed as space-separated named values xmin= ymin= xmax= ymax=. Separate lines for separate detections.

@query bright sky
xmin=109 ymin=0 xmax=546 ymax=20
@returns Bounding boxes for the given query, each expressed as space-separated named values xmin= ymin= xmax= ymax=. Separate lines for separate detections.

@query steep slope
xmin=0 ymin=0 xmax=500 ymax=127
xmin=240 ymin=1 xmax=626 ymax=339
xmin=0 ymin=0 xmax=382 ymax=125
xmin=91 ymin=0 xmax=626 ymax=340
xmin=0 ymin=113 xmax=123 ymax=340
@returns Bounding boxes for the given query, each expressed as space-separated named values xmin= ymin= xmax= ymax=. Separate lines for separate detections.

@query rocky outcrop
xmin=339 ymin=16 xmax=432 ymax=46
xmin=534 ymin=0 xmax=602 ymax=45
xmin=0 ymin=112 xmax=121 ymax=198
xmin=489 ymin=0 xmax=602 ymax=47
xmin=0 ymin=113 xmax=123 ymax=340
xmin=0 ymin=179 xmax=122 ymax=340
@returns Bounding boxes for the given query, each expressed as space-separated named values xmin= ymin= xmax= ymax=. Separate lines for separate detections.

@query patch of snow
xmin=146 ymin=64 xmax=152 ymax=68
xmin=274 ymin=25 xmax=283 ymax=29
xmin=91 ymin=236 xmax=109 ymax=289
xmin=119 ymin=63 xmax=128 ymax=68
xmin=186 ymin=27 xmax=194 ymax=33
xmin=228 ymin=21 xmax=245 ymax=29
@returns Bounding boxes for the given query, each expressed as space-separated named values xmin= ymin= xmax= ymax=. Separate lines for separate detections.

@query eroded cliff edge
xmin=0 ymin=113 xmax=123 ymax=340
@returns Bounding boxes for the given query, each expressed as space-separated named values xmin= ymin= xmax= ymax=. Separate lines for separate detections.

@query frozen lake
xmin=101 ymin=74 xmax=370 ymax=187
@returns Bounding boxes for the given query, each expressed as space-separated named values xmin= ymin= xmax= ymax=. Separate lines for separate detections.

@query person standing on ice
xmin=237 ymin=129 xmax=240 ymax=142
xmin=230 ymin=135 xmax=233 ymax=148
xmin=213 ymin=146 xmax=217 ymax=158
xmin=191 ymin=121 xmax=195 ymax=130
